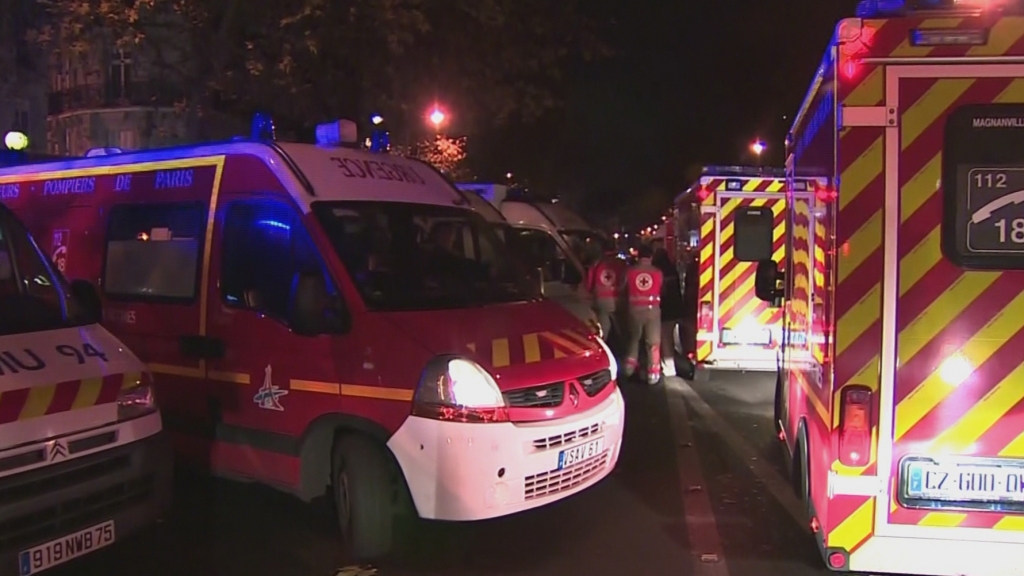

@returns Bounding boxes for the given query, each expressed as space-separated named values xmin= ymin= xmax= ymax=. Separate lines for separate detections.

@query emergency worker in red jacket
xmin=623 ymin=243 xmax=664 ymax=385
xmin=586 ymin=250 xmax=626 ymax=343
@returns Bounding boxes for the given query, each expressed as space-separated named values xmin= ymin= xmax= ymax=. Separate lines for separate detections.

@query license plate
xmin=720 ymin=327 xmax=772 ymax=346
xmin=558 ymin=437 xmax=604 ymax=469
xmin=19 ymin=520 xmax=115 ymax=575
xmin=905 ymin=460 xmax=1024 ymax=503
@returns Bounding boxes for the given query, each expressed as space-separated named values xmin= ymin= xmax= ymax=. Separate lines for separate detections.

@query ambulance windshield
xmin=0 ymin=208 xmax=80 ymax=336
xmin=313 ymin=201 xmax=541 ymax=311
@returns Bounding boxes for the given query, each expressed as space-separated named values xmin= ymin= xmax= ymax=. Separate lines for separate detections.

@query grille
xmin=578 ymin=370 xmax=612 ymax=397
xmin=524 ymin=452 xmax=609 ymax=500
xmin=504 ymin=382 xmax=564 ymax=408
xmin=532 ymin=423 xmax=602 ymax=450
xmin=0 ymin=455 xmax=153 ymax=552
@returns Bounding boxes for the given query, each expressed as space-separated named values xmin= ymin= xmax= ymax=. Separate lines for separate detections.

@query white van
xmin=456 ymin=184 xmax=601 ymax=333
xmin=0 ymin=202 xmax=171 ymax=575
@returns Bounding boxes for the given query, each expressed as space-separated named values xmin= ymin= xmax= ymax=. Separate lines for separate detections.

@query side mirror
xmin=563 ymin=262 xmax=583 ymax=286
xmin=290 ymin=272 xmax=349 ymax=336
xmin=70 ymin=279 xmax=102 ymax=324
xmin=754 ymin=259 xmax=784 ymax=304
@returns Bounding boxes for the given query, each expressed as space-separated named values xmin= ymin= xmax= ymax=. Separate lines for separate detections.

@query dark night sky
xmin=472 ymin=0 xmax=862 ymax=225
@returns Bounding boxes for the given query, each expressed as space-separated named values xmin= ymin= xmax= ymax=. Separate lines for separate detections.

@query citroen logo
xmin=567 ymin=382 xmax=580 ymax=408
xmin=49 ymin=440 xmax=67 ymax=461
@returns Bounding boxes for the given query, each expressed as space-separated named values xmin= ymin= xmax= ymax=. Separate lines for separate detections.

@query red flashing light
xmin=696 ymin=186 xmax=712 ymax=201
xmin=810 ymin=516 xmax=821 ymax=533
xmin=828 ymin=552 xmax=846 ymax=569
xmin=813 ymin=181 xmax=838 ymax=203
xmin=838 ymin=386 xmax=872 ymax=467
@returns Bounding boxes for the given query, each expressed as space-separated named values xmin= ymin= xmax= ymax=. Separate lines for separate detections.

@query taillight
xmin=838 ymin=386 xmax=872 ymax=467
xmin=698 ymin=301 xmax=713 ymax=331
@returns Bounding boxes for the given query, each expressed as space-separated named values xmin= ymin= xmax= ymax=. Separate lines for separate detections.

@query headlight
xmin=412 ymin=357 xmax=509 ymax=423
xmin=595 ymin=336 xmax=618 ymax=383
xmin=117 ymin=374 xmax=157 ymax=421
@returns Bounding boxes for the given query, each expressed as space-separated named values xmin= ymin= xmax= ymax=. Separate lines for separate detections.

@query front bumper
xmin=0 ymin=429 xmax=173 ymax=575
xmin=388 ymin=387 xmax=625 ymax=521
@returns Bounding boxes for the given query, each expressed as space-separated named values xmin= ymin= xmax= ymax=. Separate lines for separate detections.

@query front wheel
xmin=773 ymin=372 xmax=784 ymax=437
xmin=333 ymin=434 xmax=409 ymax=560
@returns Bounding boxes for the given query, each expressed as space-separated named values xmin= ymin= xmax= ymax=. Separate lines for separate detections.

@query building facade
xmin=46 ymin=41 xmax=191 ymax=155
xmin=0 ymin=0 xmax=47 ymax=151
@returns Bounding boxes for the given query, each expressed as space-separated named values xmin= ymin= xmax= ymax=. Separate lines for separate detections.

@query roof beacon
xmin=251 ymin=112 xmax=277 ymax=141
xmin=316 ymin=119 xmax=358 ymax=147
xmin=85 ymin=147 xmax=123 ymax=157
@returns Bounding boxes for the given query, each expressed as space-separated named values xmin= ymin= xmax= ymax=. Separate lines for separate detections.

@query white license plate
xmin=558 ymin=437 xmax=604 ymax=469
xmin=905 ymin=461 xmax=1024 ymax=503
xmin=721 ymin=328 xmax=771 ymax=346
xmin=19 ymin=520 xmax=115 ymax=575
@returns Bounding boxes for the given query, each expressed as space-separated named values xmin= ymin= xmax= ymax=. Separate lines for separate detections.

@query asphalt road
xmin=53 ymin=370 xmax=839 ymax=576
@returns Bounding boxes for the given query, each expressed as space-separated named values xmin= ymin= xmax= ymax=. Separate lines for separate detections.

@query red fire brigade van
xmin=758 ymin=1 xmax=1024 ymax=574
xmin=0 ymin=119 xmax=625 ymax=559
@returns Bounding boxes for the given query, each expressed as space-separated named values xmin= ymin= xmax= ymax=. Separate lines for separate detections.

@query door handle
xmin=179 ymin=335 xmax=226 ymax=360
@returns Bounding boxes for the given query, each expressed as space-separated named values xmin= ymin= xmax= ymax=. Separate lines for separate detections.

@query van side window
xmin=510 ymin=229 xmax=570 ymax=281
xmin=220 ymin=200 xmax=335 ymax=322
xmin=0 ymin=209 xmax=70 ymax=335
xmin=733 ymin=206 xmax=775 ymax=262
xmin=104 ymin=202 xmax=206 ymax=301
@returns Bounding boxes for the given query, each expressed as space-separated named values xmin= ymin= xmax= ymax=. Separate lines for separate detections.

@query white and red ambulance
xmin=0 ymin=201 xmax=171 ymax=575
xmin=0 ymin=119 xmax=625 ymax=560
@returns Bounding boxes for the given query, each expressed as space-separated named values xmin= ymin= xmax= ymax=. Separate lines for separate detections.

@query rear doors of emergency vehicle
xmin=869 ymin=18 xmax=1024 ymax=567
xmin=694 ymin=172 xmax=788 ymax=371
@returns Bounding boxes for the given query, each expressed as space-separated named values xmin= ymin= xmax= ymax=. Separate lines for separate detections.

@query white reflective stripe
xmin=828 ymin=472 xmax=884 ymax=498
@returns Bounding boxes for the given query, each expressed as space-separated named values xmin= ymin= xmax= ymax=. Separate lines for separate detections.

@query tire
xmin=332 ymin=434 xmax=407 ymax=560
xmin=795 ymin=429 xmax=813 ymax=519
xmin=773 ymin=372 xmax=784 ymax=437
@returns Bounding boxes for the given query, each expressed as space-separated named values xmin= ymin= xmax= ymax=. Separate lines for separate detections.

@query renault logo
xmin=567 ymin=382 xmax=580 ymax=409
xmin=49 ymin=440 xmax=67 ymax=461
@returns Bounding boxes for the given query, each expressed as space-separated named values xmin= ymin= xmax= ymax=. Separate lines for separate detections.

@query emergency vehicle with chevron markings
xmin=0 ymin=203 xmax=171 ymax=576
xmin=756 ymin=1 xmax=1024 ymax=574
xmin=0 ymin=117 xmax=625 ymax=561
xmin=672 ymin=166 xmax=817 ymax=372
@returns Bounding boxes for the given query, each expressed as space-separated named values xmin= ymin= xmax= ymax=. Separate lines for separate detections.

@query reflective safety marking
xmin=522 ymin=333 xmax=541 ymax=363
xmin=208 ymin=371 xmax=251 ymax=384
xmin=492 ymin=338 xmax=510 ymax=368
xmin=540 ymin=331 xmax=586 ymax=356
xmin=828 ymin=499 xmax=875 ymax=552
xmin=71 ymin=378 xmax=103 ymax=410
xmin=918 ymin=512 xmax=966 ymax=527
xmin=288 ymin=380 xmax=413 ymax=402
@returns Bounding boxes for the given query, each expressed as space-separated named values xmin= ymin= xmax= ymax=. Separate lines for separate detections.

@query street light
xmin=370 ymin=114 xmax=384 ymax=125
xmin=751 ymin=140 xmax=766 ymax=156
xmin=428 ymin=106 xmax=446 ymax=130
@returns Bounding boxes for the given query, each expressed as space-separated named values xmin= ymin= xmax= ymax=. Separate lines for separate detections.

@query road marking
xmin=664 ymin=384 xmax=731 ymax=576
xmin=668 ymin=378 xmax=808 ymax=531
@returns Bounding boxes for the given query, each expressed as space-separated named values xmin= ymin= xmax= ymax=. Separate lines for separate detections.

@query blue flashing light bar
xmin=701 ymin=165 xmax=787 ymax=178
xmin=857 ymin=0 xmax=1012 ymax=16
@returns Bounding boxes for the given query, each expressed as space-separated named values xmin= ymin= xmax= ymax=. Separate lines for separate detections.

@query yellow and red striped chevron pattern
xmin=718 ymin=197 xmax=786 ymax=332
xmin=696 ymin=209 xmax=716 ymax=362
xmin=825 ymin=14 xmax=1024 ymax=556
xmin=467 ymin=329 xmax=599 ymax=369
xmin=0 ymin=373 xmax=141 ymax=424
